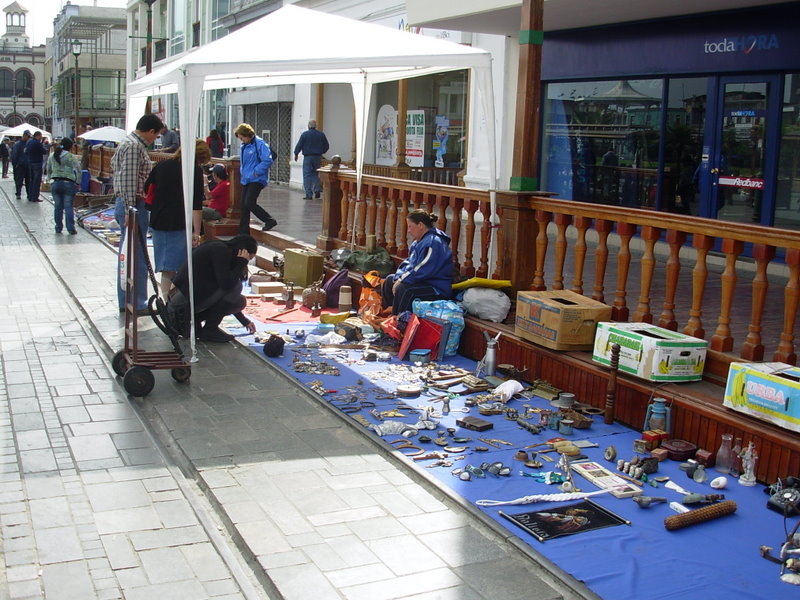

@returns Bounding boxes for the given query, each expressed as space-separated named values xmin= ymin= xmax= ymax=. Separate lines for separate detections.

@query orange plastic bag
xmin=358 ymin=270 xmax=383 ymax=314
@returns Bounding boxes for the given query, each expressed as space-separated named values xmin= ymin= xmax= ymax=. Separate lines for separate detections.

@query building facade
xmin=408 ymin=0 xmax=800 ymax=232
xmin=47 ymin=2 xmax=127 ymax=138
xmin=0 ymin=2 xmax=46 ymax=129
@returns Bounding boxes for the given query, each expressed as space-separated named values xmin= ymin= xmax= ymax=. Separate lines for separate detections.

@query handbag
xmin=144 ymin=181 xmax=156 ymax=208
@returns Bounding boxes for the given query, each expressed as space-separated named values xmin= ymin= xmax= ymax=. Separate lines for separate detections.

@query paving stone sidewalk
xmin=3 ymin=179 xmax=595 ymax=600
xmin=0 ymin=189 xmax=258 ymax=599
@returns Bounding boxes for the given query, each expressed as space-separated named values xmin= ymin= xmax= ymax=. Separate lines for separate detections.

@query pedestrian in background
xmin=47 ymin=137 xmax=81 ymax=234
xmin=0 ymin=137 xmax=10 ymax=178
xmin=293 ymin=119 xmax=329 ymax=199
xmin=160 ymin=126 xmax=180 ymax=153
xmin=11 ymin=131 xmax=30 ymax=199
xmin=25 ymin=131 xmax=49 ymax=202
xmin=111 ymin=113 xmax=164 ymax=315
xmin=234 ymin=122 xmax=276 ymax=233
xmin=207 ymin=129 xmax=224 ymax=158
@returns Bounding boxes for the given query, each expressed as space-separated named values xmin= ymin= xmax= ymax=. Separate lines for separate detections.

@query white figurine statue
xmin=738 ymin=441 xmax=758 ymax=487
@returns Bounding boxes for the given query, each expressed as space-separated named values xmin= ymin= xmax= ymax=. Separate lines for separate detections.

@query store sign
xmin=703 ymin=33 xmax=779 ymax=55
xmin=718 ymin=176 xmax=764 ymax=189
xmin=405 ymin=110 xmax=425 ymax=168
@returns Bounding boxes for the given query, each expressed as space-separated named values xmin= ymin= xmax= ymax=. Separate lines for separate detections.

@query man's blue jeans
xmin=27 ymin=163 xmax=43 ymax=202
xmin=302 ymin=155 xmax=322 ymax=197
xmin=115 ymin=198 xmax=150 ymax=311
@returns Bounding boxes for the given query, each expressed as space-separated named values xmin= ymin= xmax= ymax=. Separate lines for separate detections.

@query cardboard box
xmin=250 ymin=281 xmax=286 ymax=294
xmin=592 ymin=322 xmax=707 ymax=382
xmin=514 ymin=290 xmax=612 ymax=350
xmin=724 ymin=362 xmax=800 ymax=433
xmin=283 ymin=248 xmax=324 ymax=287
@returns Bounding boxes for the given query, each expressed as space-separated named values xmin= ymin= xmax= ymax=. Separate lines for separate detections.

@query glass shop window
xmin=775 ymin=73 xmax=800 ymax=231
xmin=541 ymin=79 xmax=664 ymax=208
xmin=662 ymin=77 xmax=708 ymax=216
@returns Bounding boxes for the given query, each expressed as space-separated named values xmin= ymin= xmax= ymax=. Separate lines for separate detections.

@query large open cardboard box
xmin=514 ymin=290 xmax=611 ymax=351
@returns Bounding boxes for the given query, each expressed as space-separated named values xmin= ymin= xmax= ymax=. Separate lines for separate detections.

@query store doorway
xmin=697 ymin=76 xmax=781 ymax=225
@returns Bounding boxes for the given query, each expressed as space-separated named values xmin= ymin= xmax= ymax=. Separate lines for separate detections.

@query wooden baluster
xmin=493 ymin=206 xmax=504 ymax=280
xmin=774 ymin=248 xmax=800 ymax=365
xmin=436 ymin=194 xmax=447 ymax=231
xmin=338 ymin=180 xmax=351 ymax=241
xmin=375 ymin=186 xmax=388 ymax=248
xmin=449 ymin=197 xmax=464 ymax=275
xmin=383 ymin=188 xmax=398 ymax=254
xmin=612 ymin=223 xmax=637 ymax=322
xmin=397 ymin=190 xmax=411 ymax=258
xmin=477 ymin=202 xmax=491 ymax=277
xmin=533 ymin=210 xmax=551 ymax=290
xmin=740 ymin=243 xmax=776 ymax=361
xmin=658 ymin=230 xmax=687 ymax=331
xmin=553 ymin=213 xmax=572 ymax=290
xmin=604 ymin=343 xmax=620 ymax=425
xmin=684 ymin=234 xmax=714 ymax=339
xmin=710 ymin=238 xmax=744 ymax=352
xmin=632 ymin=225 xmax=661 ymax=323
xmin=592 ymin=219 xmax=613 ymax=303
xmin=462 ymin=199 xmax=477 ymax=277
xmin=572 ymin=216 xmax=591 ymax=295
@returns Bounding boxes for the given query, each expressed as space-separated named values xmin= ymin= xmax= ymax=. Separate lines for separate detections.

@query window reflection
xmin=775 ymin=73 xmax=800 ymax=231
xmin=542 ymin=79 xmax=663 ymax=209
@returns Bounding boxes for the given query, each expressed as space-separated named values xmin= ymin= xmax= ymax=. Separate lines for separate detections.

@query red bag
xmin=144 ymin=182 xmax=156 ymax=208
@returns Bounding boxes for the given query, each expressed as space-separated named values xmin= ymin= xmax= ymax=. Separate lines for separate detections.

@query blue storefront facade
xmin=540 ymin=3 xmax=800 ymax=231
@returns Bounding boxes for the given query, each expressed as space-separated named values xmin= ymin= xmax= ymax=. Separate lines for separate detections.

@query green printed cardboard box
xmin=592 ymin=322 xmax=707 ymax=382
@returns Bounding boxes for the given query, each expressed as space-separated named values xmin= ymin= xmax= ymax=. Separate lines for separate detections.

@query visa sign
xmin=704 ymin=33 xmax=779 ymax=54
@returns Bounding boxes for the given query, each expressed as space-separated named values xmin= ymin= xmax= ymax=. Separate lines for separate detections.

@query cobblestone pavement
xmin=0 ymin=178 xmax=591 ymax=600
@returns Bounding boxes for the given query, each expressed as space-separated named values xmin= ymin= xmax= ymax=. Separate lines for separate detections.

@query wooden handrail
xmin=317 ymin=165 xmax=800 ymax=381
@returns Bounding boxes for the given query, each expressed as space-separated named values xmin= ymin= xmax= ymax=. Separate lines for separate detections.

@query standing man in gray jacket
xmin=293 ymin=119 xmax=329 ymax=199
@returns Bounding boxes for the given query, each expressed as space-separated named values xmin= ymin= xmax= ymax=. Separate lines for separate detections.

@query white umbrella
xmin=77 ymin=126 xmax=127 ymax=143
xmin=1 ymin=123 xmax=52 ymax=139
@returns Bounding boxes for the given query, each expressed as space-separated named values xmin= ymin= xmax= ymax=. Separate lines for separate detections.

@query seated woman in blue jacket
xmin=382 ymin=209 xmax=453 ymax=315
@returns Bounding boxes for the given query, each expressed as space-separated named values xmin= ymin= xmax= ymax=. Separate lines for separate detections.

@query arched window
xmin=0 ymin=69 xmax=12 ymax=97
xmin=16 ymin=70 xmax=32 ymax=98
xmin=26 ymin=114 xmax=43 ymax=128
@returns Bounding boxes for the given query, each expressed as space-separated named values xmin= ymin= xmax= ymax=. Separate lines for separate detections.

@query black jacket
xmin=145 ymin=158 xmax=204 ymax=231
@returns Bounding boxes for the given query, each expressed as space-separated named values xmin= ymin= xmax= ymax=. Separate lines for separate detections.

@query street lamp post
xmin=71 ymin=39 xmax=82 ymax=137
xmin=10 ymin=95 xmax=16 ymax=126
xmin=143 ymin=0 xmax=156 ymax=74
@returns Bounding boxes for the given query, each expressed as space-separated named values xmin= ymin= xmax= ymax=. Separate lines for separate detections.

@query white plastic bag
xmin=461 ymin=287 xmax=511 ymax=323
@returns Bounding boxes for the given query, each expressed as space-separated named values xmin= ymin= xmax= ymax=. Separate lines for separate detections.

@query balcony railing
xmin=317 ymin=163 xmax=800 ymax=383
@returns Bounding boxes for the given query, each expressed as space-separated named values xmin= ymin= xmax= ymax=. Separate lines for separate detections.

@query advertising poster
xmin=433 ymin=115 xmax=449 ymax=167
xmin=376 ymin=104 xmax=397 ymax=165
xmin=405 ymin=110 xmax=425 ymax=167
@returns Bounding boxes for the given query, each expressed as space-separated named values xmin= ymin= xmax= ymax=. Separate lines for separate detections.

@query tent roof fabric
xmin=127 ymin=4 xmax=491 ymax=100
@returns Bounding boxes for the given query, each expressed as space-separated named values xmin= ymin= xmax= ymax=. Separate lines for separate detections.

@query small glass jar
xmin=693 ymin=464 xmax=708 ymax=483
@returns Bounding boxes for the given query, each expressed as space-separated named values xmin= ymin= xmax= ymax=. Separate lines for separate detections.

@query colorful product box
xmin=724 ymin=362 xmax=800 ymax=433
xmin=592 ymin=322 xmax=707 ymax=382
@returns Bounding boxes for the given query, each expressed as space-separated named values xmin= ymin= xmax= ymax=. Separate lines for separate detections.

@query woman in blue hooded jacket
xmin=234 ymin=122 xmax=275 ymax=233
xmin=382 ymin=209 xmax=453 ymax=314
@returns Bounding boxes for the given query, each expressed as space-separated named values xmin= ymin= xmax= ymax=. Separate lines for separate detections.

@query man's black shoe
xmin=314 ymin=192 xmax=321 ymax=199
xmin=198 ymin=327 xmax=234 ymax=343
xmin=262 ymin=219 xmax=278 ymax=232
xmin=302 ymin=196 xmax=312 ymax=200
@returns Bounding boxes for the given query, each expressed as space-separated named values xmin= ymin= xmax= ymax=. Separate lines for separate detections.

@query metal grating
xmin=243 ymin=101 xmax=293 ymax=184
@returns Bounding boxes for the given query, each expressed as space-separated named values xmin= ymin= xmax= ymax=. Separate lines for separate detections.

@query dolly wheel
xmin=112 ymin=350 xmax=128 ymax=377
xmin=123 ymin=366 xmax=155 ymax=397
xmin=171 ymin=367 xmax=191 ymax=383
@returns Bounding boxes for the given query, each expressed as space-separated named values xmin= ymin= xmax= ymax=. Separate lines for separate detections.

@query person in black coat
xmin=0 ymin=138 xmax=10 ymax=178
xmin=10 ymin=131 xmax=31 ymax=199
xmin=169 ymin=235 xmax=258 ymax=343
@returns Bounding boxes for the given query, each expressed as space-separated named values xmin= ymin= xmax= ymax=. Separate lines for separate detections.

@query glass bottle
xmin=714 ymin=433 xmax=733 ymax=473
xmin=693 ymin=464 xmax=708 ymax=483
xmin=728 ymin=437 xmax=743 ymax=477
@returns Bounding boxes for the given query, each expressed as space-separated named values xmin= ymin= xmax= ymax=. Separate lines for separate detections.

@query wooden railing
xmin=317 ymin=163 xmax=800 ymax=383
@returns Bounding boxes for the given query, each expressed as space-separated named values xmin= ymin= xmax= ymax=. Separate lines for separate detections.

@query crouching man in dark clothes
xmin=169 ymin=234 xmax=258 ymax=343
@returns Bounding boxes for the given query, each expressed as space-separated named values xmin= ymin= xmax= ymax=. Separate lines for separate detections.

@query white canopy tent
xmin=126 ymin=4 xmax=498 ymax=360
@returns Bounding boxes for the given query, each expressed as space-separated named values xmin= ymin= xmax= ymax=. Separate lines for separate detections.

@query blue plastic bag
xmin=412 ymin=299 xmax=465 ymax=357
